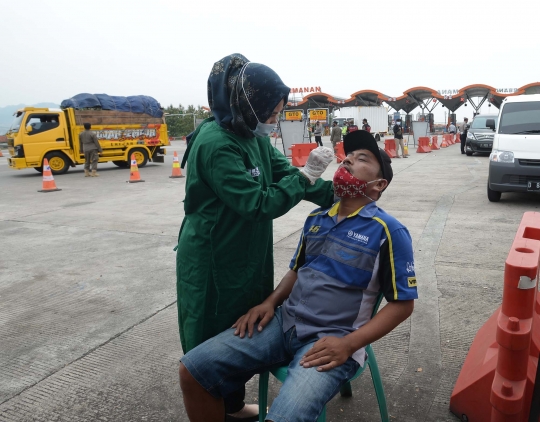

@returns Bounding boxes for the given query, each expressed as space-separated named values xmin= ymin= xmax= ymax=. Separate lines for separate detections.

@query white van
xmin=487 ymin=94 xmax=540 ymax=202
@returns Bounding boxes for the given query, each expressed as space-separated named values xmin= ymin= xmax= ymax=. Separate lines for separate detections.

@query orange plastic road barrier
xmin=455 ymin=133 xmax=460 ymax=144
xmin=289 ymin=143 xmax=317 ymax=167
xmin=384 ymin=139 xmax=397 ymax=158
xmin=335 ymin=141 xmax=346 ymax=163
xmin=169 ymin=151 xmax=185 ymax=178
xmin=416 ymin=137 xmax=432 ymax=153
xmin=0 ymin=150 xmax=4 ymax=157
xmin=450 ymin=212 xmax=540 ymax=422
xmin=447 ymin=134 xmax=455 ymax=145
xmin=440 ymin=136 xmax=449 ymax=148
xmin=443 ymin=134 xmax=450 ymax=145
xmin=128 ymin=154 xmax=145 ymax=183
xmin=38 ymin=159 xmax=62 ymax=193
xmin=431 ymin=136 xmax=440 ymax=150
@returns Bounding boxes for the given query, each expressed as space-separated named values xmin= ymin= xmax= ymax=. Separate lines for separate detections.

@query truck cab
xmin=8 ymin=108 xmax=72 ymax=173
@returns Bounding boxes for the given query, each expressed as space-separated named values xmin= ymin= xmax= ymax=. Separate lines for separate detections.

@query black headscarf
xmin=207 ymin=53 xmax=290 ymax=139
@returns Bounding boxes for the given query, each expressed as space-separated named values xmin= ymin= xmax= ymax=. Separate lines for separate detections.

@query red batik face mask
xmin=332 ymin=166 xmax=381 ymax=201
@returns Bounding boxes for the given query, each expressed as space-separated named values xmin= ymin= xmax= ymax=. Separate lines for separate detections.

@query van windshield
xmin=8 ymin=111 xmax=25 ymax=133
xmin=333 ymin=118 xmax=348 ymax=126
xmin=499 ymin=102 xmax=540 ymax=134
xmin=471 ymin=116 xmax=498 ymax=129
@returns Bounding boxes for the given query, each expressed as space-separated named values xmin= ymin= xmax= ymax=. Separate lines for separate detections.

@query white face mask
xmin=238 ymin=62 xmax=277 ymax=138
xmin=252 ymin=121 xmax=275 ymax=137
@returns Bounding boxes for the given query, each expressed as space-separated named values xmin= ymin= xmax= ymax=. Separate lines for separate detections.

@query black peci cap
xmin=343 ymin=130 xmax=393 ymax=186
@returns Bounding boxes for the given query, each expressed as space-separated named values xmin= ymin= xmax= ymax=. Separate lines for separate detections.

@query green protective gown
xmin=176 ymin=120 xmax=334 ymax=353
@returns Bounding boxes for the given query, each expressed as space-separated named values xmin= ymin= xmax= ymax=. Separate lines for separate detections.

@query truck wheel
xmin=130 ymin=148 xmax=149 ymax=167
xmin=45 ymin=152 xmax=70 ymax=175
xmin=487 ymin=182 xmax=501 ymax=202
xmin=34 ymin=167 xmax=43 ymax=174
xmin=374 ymin=134 xmax=381 ymax=142
xmin=113 ymin=160 xmax=128 ymax=168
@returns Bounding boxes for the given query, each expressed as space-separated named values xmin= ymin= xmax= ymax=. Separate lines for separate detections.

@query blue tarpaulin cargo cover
xmin=61 ymin=94 xmax=163 ymax=118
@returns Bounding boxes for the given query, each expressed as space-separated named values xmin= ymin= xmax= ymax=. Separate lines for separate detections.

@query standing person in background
xmin=347 ymin=119 xmax=359 ymax=133
xmin=393 ymin=119 xmax=408 ymax=158
xmin=330 ymin=120 xmax=341 ymax=151
xmin=176 ymin=53 xmax=335 ymax=422
xmin=448 ymin=121 xmax=456 ymax=135
xmin=459 ymin=117 xmax=469 ymax=154
xmin=79 ymin=123 xmax=102 ymax=177
xmin=362 ymin=118 xmax=371 ymax=133
xmin=313 ymin=121 xmax=323 ymax=146
xmin=342 ymin=121 xmax=348 ymax=138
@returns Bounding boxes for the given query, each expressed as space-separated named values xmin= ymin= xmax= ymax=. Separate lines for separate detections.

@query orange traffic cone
xmin=38 ymin=159 xmax=62 ymax=192
xmin=169 ymin=151 xmax=185 ymax=178
xmin=0 ymin=150 xmax=4 ymax=157
xmin=127 ymin=154 xmax=145 ymax=183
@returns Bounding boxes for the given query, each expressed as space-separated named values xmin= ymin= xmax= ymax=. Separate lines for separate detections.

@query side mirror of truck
xmin=486 ymin=119 xmax=496 ymax=131
xmin=26 ymin=125 xmax=33 ymax=133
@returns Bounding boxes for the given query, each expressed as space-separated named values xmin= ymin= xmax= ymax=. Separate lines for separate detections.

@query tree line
xmin=164 ymin=104 xmax=212 ymax=137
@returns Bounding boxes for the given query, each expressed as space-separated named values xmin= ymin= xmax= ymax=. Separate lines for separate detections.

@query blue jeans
xmin=181 ymin=307 xmax=359 ymax=422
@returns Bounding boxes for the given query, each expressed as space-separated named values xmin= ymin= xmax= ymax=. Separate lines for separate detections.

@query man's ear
xmin=375 ymin=179 xmax=388 ymax=193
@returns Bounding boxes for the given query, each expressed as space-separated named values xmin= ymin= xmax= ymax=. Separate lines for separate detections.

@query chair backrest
xmin=371 ymin=292 xmax=384 ymax=319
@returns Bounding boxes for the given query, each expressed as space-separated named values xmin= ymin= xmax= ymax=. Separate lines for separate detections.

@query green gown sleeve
xmin=209 ymin=145 xmax=310 ymax=222
xmin=268 ymin=143 xmax=335 ymax=208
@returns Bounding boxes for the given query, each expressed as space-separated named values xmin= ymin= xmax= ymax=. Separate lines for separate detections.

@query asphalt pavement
xmin=1 ymin=136 xmax=540 ymax=421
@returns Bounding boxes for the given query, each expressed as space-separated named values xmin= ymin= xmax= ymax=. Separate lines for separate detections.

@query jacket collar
xmin=325 ymin=200 xmax=378 ymax=219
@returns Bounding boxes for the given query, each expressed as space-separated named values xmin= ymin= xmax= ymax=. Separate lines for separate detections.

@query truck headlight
xmin=490 ymin=149 xmax=514 ymax=163
xmin=466 ymin=132 xmax=476 ymax=140
xmin=14 ymin=145 xmax=24 ymax=158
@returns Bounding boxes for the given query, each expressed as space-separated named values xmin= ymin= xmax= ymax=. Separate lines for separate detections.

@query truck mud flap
xmin=152 ymin=155 xmax=165 ymax=163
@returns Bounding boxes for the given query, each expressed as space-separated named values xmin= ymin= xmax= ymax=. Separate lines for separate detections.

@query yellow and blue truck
xmin=6 ymin=95 xmax=169 ymax=175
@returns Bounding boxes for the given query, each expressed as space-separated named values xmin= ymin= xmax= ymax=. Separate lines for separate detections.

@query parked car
xmin=487 ymin=94 xmax=540 ymax=202
xmin=465 ymin=114 xmax=498 ymax=156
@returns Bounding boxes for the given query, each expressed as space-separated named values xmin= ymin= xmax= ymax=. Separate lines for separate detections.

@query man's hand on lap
xmin=232 ymin=302 xmax=275 ymax=339
xmin=299 ymin=336 xmax=354 ymax=372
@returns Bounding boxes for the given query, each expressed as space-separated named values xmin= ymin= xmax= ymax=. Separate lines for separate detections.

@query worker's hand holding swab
xmin=300 ymin=146 xmax=334 ymax=185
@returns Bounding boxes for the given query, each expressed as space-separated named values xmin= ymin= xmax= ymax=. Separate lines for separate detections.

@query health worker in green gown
xmin=176 ymin=53 xmax=335 ymax=419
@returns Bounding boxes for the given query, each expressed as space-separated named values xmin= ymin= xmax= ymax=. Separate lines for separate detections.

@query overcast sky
xmin=2 ymin=0 xmax=538 ymax=121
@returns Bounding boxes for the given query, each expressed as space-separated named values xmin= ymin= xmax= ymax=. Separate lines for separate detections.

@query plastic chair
xmin=258 ymin=293 xmax=389 ymax=422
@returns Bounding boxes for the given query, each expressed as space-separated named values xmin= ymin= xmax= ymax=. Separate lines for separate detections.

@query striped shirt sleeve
xmin=377 ymin=226 xmax=417 ymax=302
xmin=289 ymin=233 xmax=307 ymax=271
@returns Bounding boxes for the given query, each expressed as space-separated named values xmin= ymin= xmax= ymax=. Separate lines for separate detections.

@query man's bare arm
xmin=300 ymin=300 xmax=414 ymax=371
xmin=232 ymin=269 xmax=298 ymax=338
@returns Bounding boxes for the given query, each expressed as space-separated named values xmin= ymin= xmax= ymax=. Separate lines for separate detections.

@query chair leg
xmin=258 ymin=372 xmax=270 ymax=422
xmin=317 ymin=406 xmax=326 ymax=422
xmin=366 ymin=347 xmax=389 ymax=422
xmin=340 ymin=381 xmax=352 ymax=397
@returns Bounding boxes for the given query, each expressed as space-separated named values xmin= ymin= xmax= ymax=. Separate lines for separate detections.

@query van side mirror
xmin=26 ymin=125 xmax=33 ymax=133
xmin=486 ymin=119 xmax=495 ymax=130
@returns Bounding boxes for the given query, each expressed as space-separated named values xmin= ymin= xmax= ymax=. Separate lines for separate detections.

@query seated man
xmin=179 ymin=130 xmax=418 ymax=422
